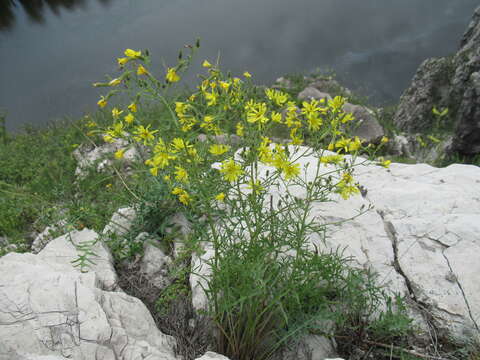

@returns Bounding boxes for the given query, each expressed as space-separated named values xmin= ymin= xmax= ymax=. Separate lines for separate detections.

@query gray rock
xmin=0 ymin=229 xmax=177 ymax=360
xmin=388 ymin=135 xmax=413 ymax=158
xmin=31 ymin=220 xmax=67 ymax=254
xmin=343 ymin=103 xmax=385 ymax=143
xmin=281 ymin=334 xmax=338 ymax=360
xmin=298 ymin=87 xmax=332 ymax=102
xmin=102 ymin=207 xmax=136 ymax=237
xmin=394 ymin=6 xmax=480 ymax=156
xmin=393 ymin=57 xmax=453 ymax=133
xmin=310 ymin=78 xmax=351 ymax=96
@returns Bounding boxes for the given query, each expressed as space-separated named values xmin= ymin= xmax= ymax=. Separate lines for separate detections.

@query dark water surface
xmin=0 ymin=0 xmax=478 ymax=131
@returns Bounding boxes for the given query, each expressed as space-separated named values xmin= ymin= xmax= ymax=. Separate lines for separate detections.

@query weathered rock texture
xmin=394 ymin=6 xmax=480 ymax=156
xmin=0 ymin=229 xmax=177 ymax=360
xmin=191 ymin=146 xmax=480 ymax=345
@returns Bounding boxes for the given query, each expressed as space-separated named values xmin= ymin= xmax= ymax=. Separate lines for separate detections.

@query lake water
xmin=0 ymin=0 xmax=478 ymax=131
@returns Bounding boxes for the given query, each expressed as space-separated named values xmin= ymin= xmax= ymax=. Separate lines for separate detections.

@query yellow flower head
xmin=97 ymin=96 xmax=108 ymax=108
xmin=124 ymin=113 xmax=135 ymax=124
xmin=209 ymin=144 xmax=230 ymax=156
xmin=137 ymin=65 xmax=149 ymax=76
xmin=112 ymin=107 xmax=123 ymax=119
xmin=328 ymin=96 xmax=346 ymax=112
xmin=114 ymin=149 xmax=125 ymax=159
xmin=202 ymin=60 xmax=212 ymax=68
xmin=174 ymin=166 xmax=189 ymax=183
xmin=381 ymin=136 xmax=389 ymax=144
xmin=204 ymin=91 xmax=218 ymax=107
xmin=175 ymin=102 xmax=188 ymax=116
xmin=219 ymin=158 xmax=243 ymax=183
xmin=128 ymin=102 xmax=137 ymax=113
xmin=243 ymin=71 xmax=252 ymax=78
xmin=171 ymin=138 xmax=193 ymax=153
xmin=166 ymin=67 xmax=180 ymax=83
xmin=215 ymin=192 xmax=225 ymax=201
xmin=236 ymin=122 xmax=244 ymax=137
xmin=117 ymin=57 xmax=129 ymax=66
xmin=172 ymin=187 xmax=191 ymax=205
xmin=103 ymin=134 xmax=115 ymax=143
xmin=124 ymin=48 xmax=142 ymax=58
xmin=133 ymin=124 xmax=158 ymax=145
xmin=282 ymin=161 xmax=301 ymax=180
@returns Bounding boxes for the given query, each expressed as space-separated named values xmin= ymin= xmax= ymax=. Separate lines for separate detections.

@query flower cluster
xmin=92 ymin=46 xmax=394 ymax=208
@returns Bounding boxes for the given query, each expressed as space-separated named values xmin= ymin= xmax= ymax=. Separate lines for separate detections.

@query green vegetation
xmin=1 ymin=43 xmax=476 ymax=360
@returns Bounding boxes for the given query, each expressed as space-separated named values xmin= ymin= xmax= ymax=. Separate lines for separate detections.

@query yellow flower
xmin=348 ymin=137 xmax=362 ymax=152
xmin=117 ymin=57 xmax=129 ymax=66
xmin=172 ymin=187 xmax=191 ymax=205
xmin=341 ymin=112 xmax=354 ymax=123
xmin=137 ymin=65 xmax=148 ymax=76
xmin=219 ymin=81 xmax=230 ymax=91
xmin=320 ymin=154 xmax=344 ymax=165
xmin=103 ymin=135 xmax=115 ymax=143
xmin=215 ymin=192 xmax=225 ymax=201
xmin=282 ymin=161 xmax=301 ymax=180
xmin=204 ymin=91 xmax=218 ymax=106
xmin=175 ymin=102 xmax=188 ymax=116
xmin=171 ymin=138 xmax=193 ymax=153
xmin=174 ymin=166 xmax=189 ymax=183
xmin=108 ymin=78 xmax=121 ymax=86
xmin=166 ymin=67 xmax=180 ymax=83
xmin=379 ymin=158 xmax=391 ymax=168
xmin=128 ymin=103 xmax=137 ymax=113
xmin=265 ymin=89 xmax=288 ymax=106
xmin=236 ymin=122 xmax=244 ymax=137
xmin=114 ymin=149 xmax=125 ymax=159
xmin=220 ymin=158 xmax=243 ymax=183
xmin=243 ymin=71 xmax=252 ymax=78
xmin=97 ymin=96 xmax=107 ymax=108
xmin=327 ymin=143 xmax=334 ymax=151
xmin=202 ymin=60 xmax=212 ymax=68
xmin=209 ymin=144 xmax=230 ymax=156
xmin=112 ymin=107 xmax=123 ymax=118
xmin=328 ymin=96 xmax=346 ymax=112
xmin=246 ymin=102 xmax=268 ymax=124
xmin=133 ymin=124 xmax=158 ymax=145
xmin=381 ymin=136 xmax=389 ymax=144
xmin=124 ymin=113 xmax=134 ymax=124
xmin=271 ymin=111 xmax=283 ymax=123
xmin=124 ymin=48 xmax=142 ymax=58
xmin=150 ymin=167 xmax=159 ymax=176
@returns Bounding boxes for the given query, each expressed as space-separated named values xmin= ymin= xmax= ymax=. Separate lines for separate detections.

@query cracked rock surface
xmin=0 ymin=229 xmax=177 ymax=360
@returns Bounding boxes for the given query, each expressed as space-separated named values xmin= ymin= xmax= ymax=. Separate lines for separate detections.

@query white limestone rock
xmin=103 ymin=206 xmax=137 ymax=237
xmin=195 ymin=352 xmax=231 ymax=360
xmin=140 ymin=239 xmax=173 ymax=290
xmin=0 ymin=229 xmax=177 ymax=360
xmin=73 ymin=138 xmax=140 ymax=178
